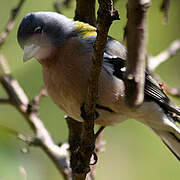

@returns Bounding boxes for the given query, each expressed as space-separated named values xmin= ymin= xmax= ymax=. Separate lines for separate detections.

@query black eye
xmin=34 ymin=26 xmax=43 ymax=33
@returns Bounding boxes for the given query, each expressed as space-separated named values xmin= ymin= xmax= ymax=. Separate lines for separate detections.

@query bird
xmin=17 ymin=11 xmax=180 ymax=160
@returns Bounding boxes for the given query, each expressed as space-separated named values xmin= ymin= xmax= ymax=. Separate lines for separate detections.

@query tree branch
xmin=0 ymin=1 xmax=72 ymax=179
xmin=147 ymin=39 xmax=180 ymax=71
xmin=146 ymin=39 xmax=180 ymax=98
xmin=74 ymin=0 xmax=96 ymax=26
xmin=54 ymin=0 xmax=72 ymax=14
xmin=125 ymin=0 xmax=150 ymax=107
xmin=1 ymin=1 xmax=178 ymax=180
xmin=69 ymin=0 xmax=119 ymax=179
xmin=160 ymin=0 xmax=170 ymax=24
xmin=0 ymin=98 xmax=10 ymax=104
xmin=0 ymin=56 xmax=71 ymax=179
xmin=0 ymin=0 xmax=25 ymax=48
xmin=165 ymin=86 xmax=180 ymax=98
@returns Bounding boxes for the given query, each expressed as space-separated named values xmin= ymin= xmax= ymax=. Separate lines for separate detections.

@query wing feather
xmin=80 ymin=33 xmax=180 ymax=116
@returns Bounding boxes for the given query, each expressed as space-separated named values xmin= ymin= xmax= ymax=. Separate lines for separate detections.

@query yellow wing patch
xmin=74 ymin=21 xmax=97 ymax=38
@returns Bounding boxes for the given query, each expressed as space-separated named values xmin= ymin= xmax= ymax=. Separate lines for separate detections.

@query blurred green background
xmin=0 ymin=0 xmax=180 ymax=179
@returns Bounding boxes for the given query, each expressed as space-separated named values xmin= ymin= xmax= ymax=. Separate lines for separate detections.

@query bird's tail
xmin=152 ymin=126 xmax=180 ymax=161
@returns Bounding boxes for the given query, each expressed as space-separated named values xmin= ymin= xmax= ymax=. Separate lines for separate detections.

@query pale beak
xmin=23 ymin=44 xmax=40 ymax=62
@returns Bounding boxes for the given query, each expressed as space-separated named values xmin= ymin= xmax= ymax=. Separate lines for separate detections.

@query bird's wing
xmin=104 ymin=54 xmax=180 ymax=116
xmin=75 ymin=23 xmax=180 ymax=116
xmin=103 ymin=38 xmax=180 ymax=116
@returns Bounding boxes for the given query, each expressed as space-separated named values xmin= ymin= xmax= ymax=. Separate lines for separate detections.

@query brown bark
xmin=74 ymin=0 xmax=96 ymax=26
xmin=125 ymin=0 xmax=150 ymax=107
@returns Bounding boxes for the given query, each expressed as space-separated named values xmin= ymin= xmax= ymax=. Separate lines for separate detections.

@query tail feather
xmin=153 ymin=129 xmax=180 ymax=161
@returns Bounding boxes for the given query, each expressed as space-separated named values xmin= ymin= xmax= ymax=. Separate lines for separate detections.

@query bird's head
xmin=17 ymin=11 xmax=74 ymax=62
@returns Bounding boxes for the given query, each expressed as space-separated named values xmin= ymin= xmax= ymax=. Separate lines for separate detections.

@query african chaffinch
xmin=17 ymin=12 xmax=180 ymax=160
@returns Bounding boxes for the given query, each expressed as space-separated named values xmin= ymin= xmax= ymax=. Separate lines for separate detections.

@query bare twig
xmin=1 ymin=1 xmax=178 ymax=180
xmin=123 ymin=23 xmax=128 ymax=43
xmin=147 ymin=40 xmax=180 ymax=71
xmin=19 ymin=166 xmax=27 ymax=180
xmin=68 ymin=1 xmax=115 ymax=179
xmin=69 ymin=1 xmax=119 ymax=179
xmin=0 ymin=56 xmax=71 ymax=179
xmin=160 ymin=0 xmax=170 ymax=24
xmin=151 ymin=73 xmax=180 ymax=98
xmin=165 ymin=86 xmax=180 ymax=97
xmin=33 ymin=87 xmax=47 ymax=104
xmin=74 ymin=0 xmax=96 ymax=26
xmin=0 ymin=54 xmax=11 ymax=75
xmin=27 ymin=87 xmax=47 ymax=114
xmin=0 ymin=0 xmax=25 ymax=48
xmin=147 ymin=39 xmax=180 ymax=99
xmin=0 ymin=124 xmax=19 ymax=136
xmin=125 ymin=0 xmax=150 ymax=107
xmin=54 ymin=0 xmax=72 ymax=13
xmin=0 ymin=2 xmax=72 ymax=177
xmin=95 ymin=126 xmax=105 ymax=138
xmin=0 ymin=98 xmax=10 ymax=104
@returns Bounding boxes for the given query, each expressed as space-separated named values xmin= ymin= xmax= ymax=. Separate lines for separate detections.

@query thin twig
xmin=0 ymin=68 xmax=71 ymax=180
xmin=125 ymin=0 xmax=150 ymax=107
xmin=0 ymin=57 xmax=71 ymax=179
xmin=165 ymin=86 xmax=180 ymax=98
xmin=160 ymin=0 xmax=170 ymax=24
xmin=148 ymin=40 xmax=180 ymax=71
xmin=0 ymin=98 xmax=10 ymax=104
xmin=0 ymin=0 xmax=25 ymax=48
xmin=54 ymin=0 xmax=72 ymax=13
xmin=0 ymin=1 xmax=72 ymax=178
xmin=19 ymin=166 xmax=27 ymax=180
xmin=95 ymin=126 xmax=105 ymax=138
xmin=33 ymin=87 xmax=47 ymax=103
xmin=0 ymin=124 xmax=19 ymax=136
xmin=152 ymin=73 xmax=180 ymax=98
xmin=27 ymin=87 xmax=47 ymax=114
